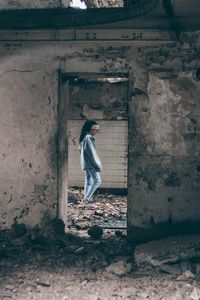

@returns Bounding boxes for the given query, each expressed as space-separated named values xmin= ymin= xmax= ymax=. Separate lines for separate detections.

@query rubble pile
xmin=1 ymin=220 xmax=200 ymax=299
xmin=134 ymin=235 xmax=200 ymax=277
xmin=68 ymin=189 xmax=127 ymax=230
xmin=1 ymin=190 xmax=200 ymax=299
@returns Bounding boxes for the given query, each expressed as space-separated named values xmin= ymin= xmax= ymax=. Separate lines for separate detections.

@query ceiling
xmin=0 ymin=0 xmax=199 ymax=30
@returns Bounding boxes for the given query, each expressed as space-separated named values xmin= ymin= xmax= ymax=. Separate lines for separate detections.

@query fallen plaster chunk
xmin=134 ymin=235 xmax=200 ymax=269
xmin=105 ymin=256 xmax=132 ymax=276
xmin=177 ymin=271 xmax=195 ymax=281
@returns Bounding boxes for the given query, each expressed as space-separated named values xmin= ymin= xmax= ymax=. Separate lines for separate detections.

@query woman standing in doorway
xmin=79 ymin=119 xmax=102 ymax=201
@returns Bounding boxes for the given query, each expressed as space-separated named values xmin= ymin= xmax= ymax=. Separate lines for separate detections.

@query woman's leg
xmin=84 ymin=169 xmax=101 ymax=200
xmin=84 ymin=170 xmax=92 ymax=198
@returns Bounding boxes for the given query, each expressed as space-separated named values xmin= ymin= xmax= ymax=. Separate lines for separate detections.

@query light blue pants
xmin=84 ymin=169 xmax=101 ymax=200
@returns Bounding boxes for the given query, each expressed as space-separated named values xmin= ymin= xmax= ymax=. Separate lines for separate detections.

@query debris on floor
xmin=134 ymin=234 xmax=200 ymax=272
xmin=1 ymin=190 xmax=200 ymax=299
xmin=68 ymin=188 xmax=127 ymax=231
xmin=1 ymin=221 xmax=200 ymax=299
xmin=87 ymin=225 xmax=104 ymax=239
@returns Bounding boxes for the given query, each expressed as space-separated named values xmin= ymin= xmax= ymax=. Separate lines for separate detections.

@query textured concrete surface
xmin=0 ymin=29 xmax=199 ymax=242
xmin=127 ymin=33 xmax=200 ymax=240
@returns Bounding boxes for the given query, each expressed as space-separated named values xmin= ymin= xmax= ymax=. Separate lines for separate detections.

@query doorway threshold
xmin=94 ymin=220 xmax=127 ymax=229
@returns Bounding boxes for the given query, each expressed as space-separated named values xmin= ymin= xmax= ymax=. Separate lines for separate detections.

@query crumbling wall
xmin=69 ymin=80 xmax=128 ymax=120
xmin=0 ymin=42 xmax=131 ymax=229
xmin=128 ymin=32 xmax=200 ymax=241
xmin=0 ymin=43 xmax=58 ymax=228
xmin=0 ymin=32 xmax=200 ymax=241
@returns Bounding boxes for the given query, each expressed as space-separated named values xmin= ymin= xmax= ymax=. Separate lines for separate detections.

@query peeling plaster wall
xmin=0 ymin=44 xmax=59 ymax=228
xmin=128 ymin=32 xmax=200 ymax=241
xmin=69 ymin=80 xmax=128 ymax=120
xmin=0 ymin=42 xmax=133 ymax=229
xmin=0 ymin=32 xmax=200 ymax=240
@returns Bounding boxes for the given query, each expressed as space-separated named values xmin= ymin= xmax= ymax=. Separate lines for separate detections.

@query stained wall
xmin=0 ymin=30 xmax=200 ymax=241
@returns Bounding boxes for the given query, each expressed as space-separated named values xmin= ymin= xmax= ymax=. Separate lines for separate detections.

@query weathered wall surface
xmin=128 ymin=32 xmax=200 ymax=241
xmin=69 ymin=80 xmax=128 ymax=120
xmin=0 ymin=44 xmax=59 ymax=228
xmin=0 ymin=31 xmax=200 ymax=241
xmin=0 ymin=41 xmax=132 ymax=229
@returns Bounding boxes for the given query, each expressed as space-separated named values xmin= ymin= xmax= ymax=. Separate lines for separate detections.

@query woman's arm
xmin=84 ymin=136 xmax=102 ymax=171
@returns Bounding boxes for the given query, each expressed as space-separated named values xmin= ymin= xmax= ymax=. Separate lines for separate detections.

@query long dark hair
xmin=79 ymin=119 xmax=98 ymax=143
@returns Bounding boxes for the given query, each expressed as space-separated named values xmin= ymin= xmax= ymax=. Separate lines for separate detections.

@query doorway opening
xmin=58 ymin=72 xmax=129 ymax=237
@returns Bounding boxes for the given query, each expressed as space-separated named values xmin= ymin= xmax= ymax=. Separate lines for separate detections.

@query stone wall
xmin=0 ymin=32 xmax=200 ymax=241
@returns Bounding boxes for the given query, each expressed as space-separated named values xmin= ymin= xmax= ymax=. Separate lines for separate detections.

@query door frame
xmin=57 ymin=71 xmax=131 ymax=230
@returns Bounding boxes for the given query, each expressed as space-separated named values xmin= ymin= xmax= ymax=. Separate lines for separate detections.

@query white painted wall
xmin=68 ymin=120 xmax=128 ymax=188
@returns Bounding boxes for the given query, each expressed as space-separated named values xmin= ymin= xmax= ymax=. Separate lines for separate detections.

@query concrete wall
xmin=0 ymin=43 xmax=59 ymax=228
xmin=0 ymin=31 xmax=200 ymax=241
xmin=128 ymin=32 xmax=200 ymax=241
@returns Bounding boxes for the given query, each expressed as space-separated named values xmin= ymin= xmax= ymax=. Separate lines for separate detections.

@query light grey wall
xmin=128 ymin=71 xmax=200 ymax=241
xmin=127 ymin=32 xmax=200 ymax=240
xmin=0 ymin=33 xmax=200 ymax=241
xmin=0 ymin=42 xmax=59 ymax=228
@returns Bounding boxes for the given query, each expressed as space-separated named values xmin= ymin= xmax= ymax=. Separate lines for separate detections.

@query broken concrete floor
xmin=1 ymin=224 xmax=200 ymax=300
xmin=67 ymin=190 xmax=127 ymax=231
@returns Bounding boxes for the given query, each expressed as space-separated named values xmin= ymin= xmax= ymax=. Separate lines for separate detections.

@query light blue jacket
xmin=80 ymin=134 xmax=102 ymax=171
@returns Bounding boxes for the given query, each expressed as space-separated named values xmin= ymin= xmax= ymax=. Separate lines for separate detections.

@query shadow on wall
xmin=128 ymin=220 xmax=200 ymax=244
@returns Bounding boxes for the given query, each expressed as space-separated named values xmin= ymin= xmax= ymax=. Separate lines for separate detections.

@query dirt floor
xmin=68 ymin=190 xmax=127 ymax=230
xmin=1 ymin=192 xmax=200 ymax=300
xmin=0 ymin=229 xmax=200 ymax=300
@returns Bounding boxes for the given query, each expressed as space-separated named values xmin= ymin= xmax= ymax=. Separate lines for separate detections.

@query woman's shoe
xmin=84 ymin=197 xmax=94 ymax=203
xmin=87 ymin=197 xmax=95 ymax=203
